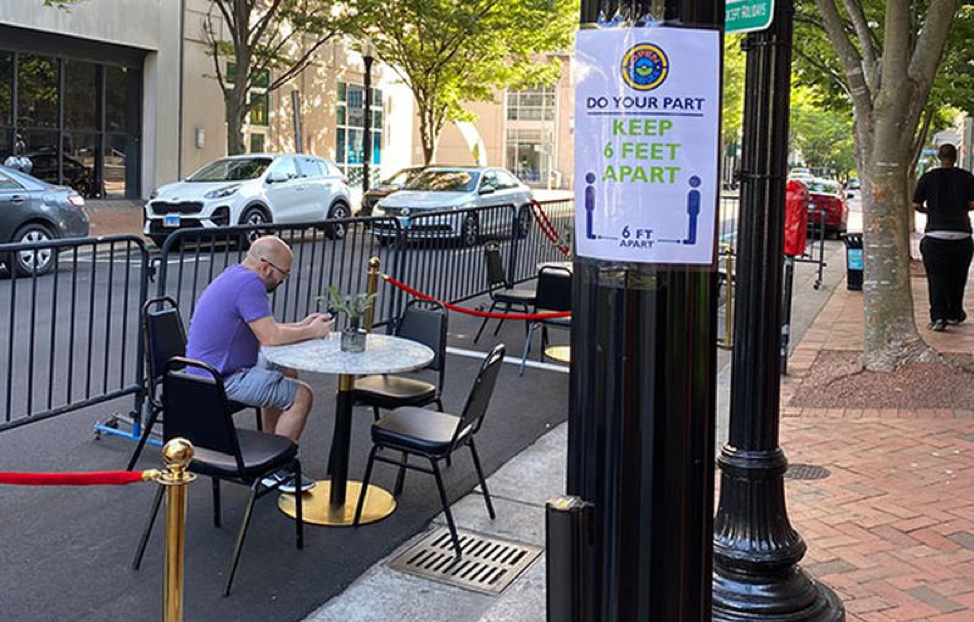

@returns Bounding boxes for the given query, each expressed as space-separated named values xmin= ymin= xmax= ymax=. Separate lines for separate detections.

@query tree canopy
xmin=354 ymin=0 xmax=577 ymax=164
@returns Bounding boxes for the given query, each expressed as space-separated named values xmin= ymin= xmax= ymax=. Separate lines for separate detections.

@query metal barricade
xmin=0 ymin=235 xmax=149 ymax=433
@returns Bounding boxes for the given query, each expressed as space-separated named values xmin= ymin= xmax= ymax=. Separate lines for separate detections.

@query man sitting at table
xmin=186 ymin=236 xmax=333 ymax=493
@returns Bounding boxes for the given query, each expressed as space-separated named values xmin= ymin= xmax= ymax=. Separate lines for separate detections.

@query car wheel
xmin=11 ymin=224 xmax=56 ymax=276
xmin=240 ymin=205 xmax=272 ymax=246
xmin=325 ymin=202 xmax=351 ymax=240
xmin=460 ymin=213 xmax=480 ymax=247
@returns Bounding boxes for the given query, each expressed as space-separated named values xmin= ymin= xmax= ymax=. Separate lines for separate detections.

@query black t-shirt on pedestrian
xmin=913 ymin=166 xmax=974 ymax=233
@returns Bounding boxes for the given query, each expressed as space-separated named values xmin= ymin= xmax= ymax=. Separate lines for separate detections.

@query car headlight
xmin=204 ymin=185 xmax=240 ymax=199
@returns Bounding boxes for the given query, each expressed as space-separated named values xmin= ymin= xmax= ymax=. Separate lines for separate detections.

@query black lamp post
xmin=711 ymin=0 xmax=844 ymax=619
xmin=362 ymin=40 xmax=375 ymax=194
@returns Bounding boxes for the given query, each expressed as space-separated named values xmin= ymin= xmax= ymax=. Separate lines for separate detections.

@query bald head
xmin=247 ymin=236 xmax=292 ymax=265
xmin=243 ymin=236 xmax=292 ymax=292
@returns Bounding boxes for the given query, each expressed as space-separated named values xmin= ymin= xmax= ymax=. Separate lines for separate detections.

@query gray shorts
xmin=224 ymin=358 xmax=298 ymax=411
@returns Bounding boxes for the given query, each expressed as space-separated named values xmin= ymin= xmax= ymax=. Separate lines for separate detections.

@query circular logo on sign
xmin=620 ymin=43 xmax=669 ymax=91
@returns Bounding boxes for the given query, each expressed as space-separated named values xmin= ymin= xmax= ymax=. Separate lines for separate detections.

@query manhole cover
xmin=786 ymin=463 xmax=831 ymax=480
xmin=388 ymin=527 xmax=542 ymax=595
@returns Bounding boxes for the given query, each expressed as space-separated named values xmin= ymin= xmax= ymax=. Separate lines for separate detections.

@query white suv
xmin=144 ymin=154 xmax=352 ymax=247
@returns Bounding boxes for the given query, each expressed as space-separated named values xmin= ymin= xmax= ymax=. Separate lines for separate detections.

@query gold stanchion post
xmin=159 ymin=438 xmax=195 ymax=622
xmin=364 ymin=256 xmax=381 ymax=332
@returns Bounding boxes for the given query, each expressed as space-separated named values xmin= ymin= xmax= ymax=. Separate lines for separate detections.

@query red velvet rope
xmin=384 ymin=276 xmax=571 ymax=320
xmin=530 ymin=200 xmax=571 ymax=257
xmin=0 ymin=471 xmax=149 ymax=486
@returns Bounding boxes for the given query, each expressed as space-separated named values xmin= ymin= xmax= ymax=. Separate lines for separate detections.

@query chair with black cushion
xmin=353 ymin=300 xmax=448 ymax=420
xmin=132 ymin=357 xmax=303 ymax=596
xmin=473 ymin=243 xmax=537 ymax=343
xmin=519 ymin=266 xmax=572 ymax=376
xmin=127 ymin=297 xmax=261 ymax=471
xmin=353 ymin=344 xmax=506 ymax=558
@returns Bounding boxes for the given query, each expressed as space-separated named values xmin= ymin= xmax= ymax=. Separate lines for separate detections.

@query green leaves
xmin=319 ymin=287 xmax=377 ymax=320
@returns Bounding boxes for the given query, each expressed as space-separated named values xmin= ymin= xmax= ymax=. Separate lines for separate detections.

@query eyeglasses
xmin=260 ymin=257 xmax=291 ymax=279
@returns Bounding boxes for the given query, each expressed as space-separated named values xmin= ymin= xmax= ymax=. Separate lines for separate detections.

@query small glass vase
xmin=340 ymin=318 xmax=367 ymax=353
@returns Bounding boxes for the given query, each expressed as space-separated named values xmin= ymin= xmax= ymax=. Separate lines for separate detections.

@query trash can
xmin=844 ymin=233 xmax=863 ymax=291
xmin=546 ymin=496 xmax=593 ymax=622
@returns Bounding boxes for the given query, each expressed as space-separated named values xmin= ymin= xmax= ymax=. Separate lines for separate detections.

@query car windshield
xmin=188 ymin=158 xmax=272 ymax=182
xmin=807 ymin=180 xmax=840 ymax=195
xmin=406 ymin=170 xmax=479 ymax=192
xmin=385 ymin=168 xmax=424 ymax=186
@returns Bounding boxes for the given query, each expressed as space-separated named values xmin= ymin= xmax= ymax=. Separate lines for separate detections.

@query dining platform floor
xmin=0 ymin=292 xmax=569 ymax=622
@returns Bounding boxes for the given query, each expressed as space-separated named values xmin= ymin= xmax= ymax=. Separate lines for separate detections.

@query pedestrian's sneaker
xmin=947 ymin=311 xmax=967 ymax=325
xmin=931 ymin=319 xmax=947 ymax=332
xmin=260 ymin=468 xmax=289 ymax=490
xmin=278 ymin=472 xmax=315 ymax=494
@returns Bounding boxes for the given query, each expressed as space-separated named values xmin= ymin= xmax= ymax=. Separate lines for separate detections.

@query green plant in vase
xmin=317 ymin=287 xmax=377 ymax=352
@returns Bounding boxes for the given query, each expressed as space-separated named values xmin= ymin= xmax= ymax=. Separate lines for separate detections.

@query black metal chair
xmin=127 ymin=296 xmax=260 ymax=471
xmin=353 ymin=300 xmax=448 ymax=420
xmin=353 ymin=344 xmax=506 ymax=558
xmin=519 ymin=266 xmax=572 ymax=375
xmin=132 ymin=357 xmax=303 ymax=596
xmin=473 ymin=243 xmax=537 ymax=343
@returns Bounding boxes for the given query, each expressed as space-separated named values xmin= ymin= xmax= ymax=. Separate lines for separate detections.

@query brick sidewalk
xmin=85 ymin=200 xmax=145 ymax=238
xmin=779 ymin=274 xmax=974 ymax=620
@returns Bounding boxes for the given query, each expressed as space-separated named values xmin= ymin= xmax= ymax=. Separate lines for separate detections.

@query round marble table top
xmin=262 ymin=332 xmax=434 ymax=376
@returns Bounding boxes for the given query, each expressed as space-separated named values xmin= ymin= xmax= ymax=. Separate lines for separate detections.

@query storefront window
xmin=335 ymin=81 xmax=383 ymax=182
xmin=506 ymin=86 xmax=556 ymax=122
xmin=17 ymin=54 xmax=59 ymax=129
xmin=0 ymin=52 xmax=12 ymax=128
xmin=64 ymin=60 xmax=99 ymax=131
xmin=506 ymin=128 xmax=553 ymax=185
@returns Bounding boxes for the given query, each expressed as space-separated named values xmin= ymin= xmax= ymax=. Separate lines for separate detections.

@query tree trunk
xmin=418 ymin=105 xmax=439 ymax=165
xmin=225 ymin=92 xmax=247 ymax=156
xmin=859 ymin=112 xmax=937 ymax=371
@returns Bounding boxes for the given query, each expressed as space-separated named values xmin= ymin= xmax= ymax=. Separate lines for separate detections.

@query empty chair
xmin=132 ymin=357 xmax=303 ymax=596
xmin=473 ymin=243 xmax=536 ymax=343
xmin=127 ymin=297 xmax=261 ymax=471
xmin=519 ymin=266 xmax=572 ymax=375
xmin=353 ymin=300 xmax=448 ymax=419
xmin=353 ymin=344 xmax=506 ymax=558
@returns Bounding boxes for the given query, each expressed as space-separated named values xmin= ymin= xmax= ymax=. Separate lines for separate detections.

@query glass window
xmin=298 ymin=157 xmax=324 ymax=178
xmin=480 ymin=171 xmax=499 ymax=191
xmin=105 ymin=66 xmax=140 ymax=134
xmin=268 ymin=157 xmax=298 ymax=180
xmin=64 ymin=61 xmax=100 ymax=130
xmin=249 ymin=133 xmax=265 ymax=153
xmin=188 ymin=157 xmax=273 ymax=182
xmin=336 ymin=129 xmax=345 ymax=165
xmin=338 ymin=82 xmax=346 ymax=102
xmin=105 ymin=133 xmax=139 ymax=198
xmin=347 ymin=128 xmax=363 ymax=163
xmin=337 ymin=106 xmax=345 ymax=126
xmin=253 ymin=69 xmax=270 ymax=89
xmin=249 ymin=92 xmax=269 ymax=126
xmin=0 ymin=52 xmax=12 ymax=128
xmin=506 ymin=86 xmax=556 ymax=122
xmin=17 ymin=54 xmax=59 ymax=129
xmin=372 ymin=132 xmax=381 ymax=165
xmin=497 ymin=170 xmax=521 ymax=190
xmin=62 ymin=132 xmax=99 ymax=197
xmin=407 ymin=170 xmax=479 ymax=192
xmin=0 ymin=171 xmax=22 ymax=191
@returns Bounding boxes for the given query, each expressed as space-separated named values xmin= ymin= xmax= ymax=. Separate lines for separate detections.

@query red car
xmin=804 ymin=178 xmax=847 ymax=238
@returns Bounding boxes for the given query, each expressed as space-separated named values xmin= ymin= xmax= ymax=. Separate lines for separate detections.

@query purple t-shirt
xmin=185 ymin=265 xmax=272 ymax=376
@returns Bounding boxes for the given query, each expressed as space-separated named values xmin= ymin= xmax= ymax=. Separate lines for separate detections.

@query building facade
xmin=0 ymin=1 xmax=573 ymax=203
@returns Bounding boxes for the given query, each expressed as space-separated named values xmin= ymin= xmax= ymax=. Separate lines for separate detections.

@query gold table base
xmin=278 ymin=480 xmax=396 ymax=526
xmin=545 ymin=346 xmax=571 ymax=363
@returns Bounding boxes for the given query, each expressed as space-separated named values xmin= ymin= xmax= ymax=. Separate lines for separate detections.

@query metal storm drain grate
xmin=388 ymin=528 xmax=542 ymax=595
xmin=785 ymin=463 xmax=831 ymax=480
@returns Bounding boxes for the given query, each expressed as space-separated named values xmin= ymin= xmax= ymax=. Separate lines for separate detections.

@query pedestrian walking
xmin=913 ymin=143 xmax=974 ymax=332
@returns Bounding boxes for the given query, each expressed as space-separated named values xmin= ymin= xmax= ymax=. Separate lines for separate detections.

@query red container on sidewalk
xmin=784 ymin=179 xmax=809 ymax=257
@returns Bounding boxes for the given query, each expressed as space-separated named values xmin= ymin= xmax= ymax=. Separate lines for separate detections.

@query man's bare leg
xmin=274 ymin=382 xmax=312 ymax=441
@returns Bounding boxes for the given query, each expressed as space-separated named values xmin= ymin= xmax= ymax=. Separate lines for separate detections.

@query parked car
xmin=360 ymin=166 xmax=426 ymax=217
xmin=143 ymin=154 xmax=352 ymax=248
xmin=804 ymin=177 xmax=847 ymax=238
xmin=371 ymin=167 xmax=533 ymax=246
xmin=0 ymin=165 xmax=89 ymax=276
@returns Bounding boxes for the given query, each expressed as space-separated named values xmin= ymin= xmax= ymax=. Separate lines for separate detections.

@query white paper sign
xmin=573 ymin=27 xmax=721 ymax=265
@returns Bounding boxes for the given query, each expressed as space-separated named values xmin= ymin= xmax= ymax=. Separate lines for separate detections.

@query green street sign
xmin=726 ymin=0 xmax=774 ymax=33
